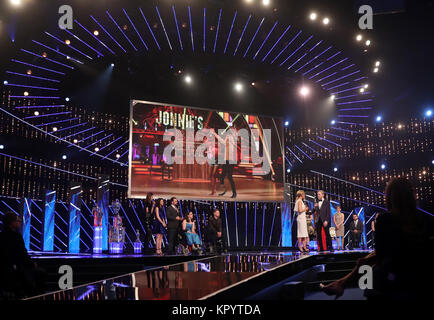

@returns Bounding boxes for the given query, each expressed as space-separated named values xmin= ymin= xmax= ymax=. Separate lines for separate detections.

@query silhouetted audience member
xmin=321 ymin=178 xmax=431 ymax=300
xmin=0 ymin=212 xmax=46 ymax=299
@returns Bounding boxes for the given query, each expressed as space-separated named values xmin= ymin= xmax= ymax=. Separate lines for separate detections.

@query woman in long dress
xmin=152 ymin=199 xmax=167 ymax=255
xmin=182 ymin=211 xmax=202 ymax=251
xmin=295 ymin=190 xmax=309 ymax=252
xmin=333 ymin=205 xmax=345 ymax=250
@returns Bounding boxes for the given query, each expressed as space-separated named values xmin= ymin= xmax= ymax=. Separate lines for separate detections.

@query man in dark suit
xmin=166 ymin=197 xmax=183 ymax=255
xmin=314 ymin=190 xmax=333 ymax=252
xmin=349 ymin=213 xmax=364 ymax=249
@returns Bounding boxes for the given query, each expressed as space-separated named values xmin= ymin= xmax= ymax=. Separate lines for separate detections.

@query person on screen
xmin=218 ymin=128 xmax=237 ymax=199
xmin=166 ymin=197 xmax=183 ymax=255
xmin=152 ymin=199 xmax=167 ymax=256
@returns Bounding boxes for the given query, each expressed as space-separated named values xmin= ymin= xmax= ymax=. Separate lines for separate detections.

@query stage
xmin=27 ymin=249 xmax=371 ymax=300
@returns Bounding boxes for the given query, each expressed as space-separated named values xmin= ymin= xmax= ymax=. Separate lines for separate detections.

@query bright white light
xmin=375 ymin=61 xmax=381 ymax=67
xmin=300 ymin=86 xmax=310 ymax=97
xmin=34 ymin=111 xmax=39 ymax=116
xmin=62 ymin=155 xmax=67 ymax=160
xmin=284 ymin=121 xmax=290 ymax=127
xmin=10 ymin=0 xmax=21 ymax=6
xmin=65 ymin=97 xmax=70 ymax=102
xmin=310 ymin=12 xmax=318 ymax=21
xmin=251 ymin=82 xmax=255 ymax=86
xmin=360 ymin=88 xmax=365 ymax=93
xmin=334 ymin=167 xmax=338 ymax=172
xmin=234 ymin=82 xmax=243 ymax=92
xmin=94 ymin=147 xmax=100 ymax=152
xmin=262 ymin=0 xmax=270 ymax=6
xmin=111 ymin=63 xmax=114 ymax=67
xmin=184 ymin=75 xmax=192 ymax=84
xmin=426 ymin=109 xmax=433 ymax=117
xmin=116 ymin=154 xmax=121 ymax=159
xmin=330 ymin=120 xmax=336 ymax=125
xmin=323 ymin=17 xmax=330 ymax=25
xmin=365 ymin=40 xmax=371 ymax=46
xmin=373 ymin=67 xmax=379 ymax=73
xmin=3 ymin=81 xmax=8 ymax=85
xmin=73 ymin=139 xmax=78 ymax=144
xmin=287 ymin=169 xmax=291 ymax=173
xmin=52 ymin=127 xmax=58 ymax=132
xmin=330 ymin=95 xmax=336 ymax=100
xmin=376 ymin=116 xmax=383 ymax=122
xmin=0 ymin=145 xmax=4 ymax=150
xmin=94 ymin=30 xmax=99 ymax=36
xmin=24 ymin=91 xmax=29 ymax=96
xmin=356 ymin=34 xmax=363 ymax=41
xmin=364 ymin=84 xmax=369 ymax=89
xmin=432 ymin=160 xmax=434 ymax=165
xmin=381 ymin=164 xmax=386 ymax=170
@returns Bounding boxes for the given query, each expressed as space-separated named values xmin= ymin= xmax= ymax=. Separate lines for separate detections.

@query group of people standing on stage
xmin=295 ymin=189 xmax=367 ymax=252
xmin=141 ymin=193 xmax=224 ymax=255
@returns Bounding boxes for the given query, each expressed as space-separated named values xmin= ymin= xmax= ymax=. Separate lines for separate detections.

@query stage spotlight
xmin=376 ymin=115 xmax=383 ymax=122
xmin=330 ymin=95 xmax=336 ymax=100
xmin=234 ymin=82 xmax=243 ymax=93
xmin=425 ymin=109 xmax=433 ymax=117
xmin=0 ymin=145 xmax=4 ymax=150
xmin=299 ymin=86 xmax=310 ymax=97
xmin=3 ymin=81 xmax=8 ymax=85
xmin=73 ymin=139 xmax=78 ymax=144
xmin=381 ymin=164 xmax=386 ymax=170
xmin=65 ymin=39 xmax=71 ymax=45
xmin=94 ymin=147 xmax=100 ymax=152
xmin=364 ymin=84 xmax=369 ymax=89
xmin=110 ymin=63 xmax=114 ymax=67
xmin=34 ymin=111 xmax=39 ymax=116
xmin=432 ymin=160 xmax=434 ymax=165
xmin=330 ymin=120 xmax=336 ymax=125
xmin=42 ymin=52 xmax=48 ymax=58
xmin=309 ymin=12 xmax=317 ymax=21
xmin=116 ymin=154 xmax=121 ymax=159
xmin=397 ymin=124 xmax=403 ymax=130
xmin=93 ymin=30 xmax=99 ymax=36
xmin=251 ymin=82 xmax=256 ymax=86
xmin=184 ymin=75 xmax=192 ymax=84
xmin=62 ymin=155 xmax=67 ymax=160
xmin=356 ymin=34 xmax=363 ymax=41
xmin=10 ymin=0 xmax=21 ymax=6
xmin=65 ymin=97 xmax=70 ymax=102
xmin=284 ymin=121 xmax=290 ymax=127
xmin=323 ymin=17 xmax=330 ymax=25
xmin=375 ymin=61 xmax=381 ymax=67
xmin=26 ymin=70 xmax=32 ymax=75
xmin=24 ymin=91 xmax=29 ymax=96
xmin=334 ymin=167 xmax=338 ymax=172
xmin=360 ymin=88 xmax=365 ymax=93
xmin=373 ymin=67 xmax=379 ymax=73
xmin=365 ymin=40 xmax=371 ymax=46
xmin=52 ymin=127 xmax=58 ymax=132
xmin=287 ymin=169 xmax=291 ymax=173
xmin=262 ymin=0 xmax=271 ymax=6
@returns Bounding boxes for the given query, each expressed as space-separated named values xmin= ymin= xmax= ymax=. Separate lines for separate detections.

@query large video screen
xmin=128 ymin=100 xmax=285 ymax=202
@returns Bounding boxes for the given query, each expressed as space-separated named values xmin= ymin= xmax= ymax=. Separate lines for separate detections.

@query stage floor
xmin=130 ymin=175 xmax=284 ymax=201
xmin=27 ymin=249 xmax=371 ymax=300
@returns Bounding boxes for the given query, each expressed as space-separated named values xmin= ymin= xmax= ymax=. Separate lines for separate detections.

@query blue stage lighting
xmin=381 ymin=164 xmax=386 ymax=170
xmin=284 ymin=121 xmax=290 ymax=127
xmin=376 ymin=115 xmax=383 ymax=122
xmin=425 ymin=109 xmax=433 ymax=117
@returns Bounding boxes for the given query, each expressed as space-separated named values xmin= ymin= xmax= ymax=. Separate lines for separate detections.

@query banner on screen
xmin=128 ymin=100 xmax=285 ymax=201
